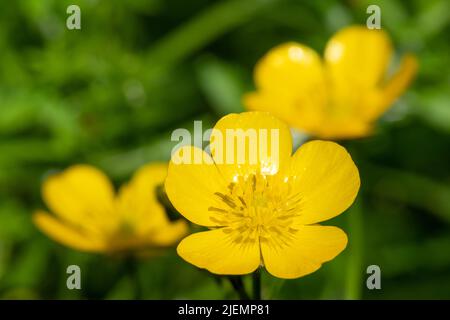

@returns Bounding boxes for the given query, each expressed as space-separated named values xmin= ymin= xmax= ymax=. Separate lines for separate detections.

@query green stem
xmin=125 ymin=257 xmax=142 ymax=300
xmin=269 ymin=279 xmax=285 ymax=299
xmin=228 ymin=276 xmax=250 ymax=300
xmin=345 ymin=199 xmax=364 ymax=300
xmin=253 ymin=268 xmax=261 ymax=300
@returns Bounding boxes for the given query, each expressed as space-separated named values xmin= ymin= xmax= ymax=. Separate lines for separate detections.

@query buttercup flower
xmin=165 ymin=112 xmax=360 ymax=279
xmin=33 ymin=163 xmax=187 ymax=254
xmin=244 ymin=25 xmax=418 ymax=139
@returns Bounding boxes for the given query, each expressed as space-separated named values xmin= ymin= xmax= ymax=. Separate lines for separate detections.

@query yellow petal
xmin=165 ymin=146 xmax=229 ymax=227
xmin=324 ymin=26 xmax=394 ymax=124
xmin=151 ymin=220 xmax=189 ymax=246
xmin=42 ymin=165 xmax=116 ymax=234
xmin=245 ymin=43 xmax=327 ymax=132
xmin=33 ymin=210 xmax=105 ymax=252
xmin=117 ymin=163 xmax=177 ymax=236
xmin=130 ymin=162 xmax=168 ymax=191
xmin=244 ymin=92 xmax=323 ymax=136
xmin=380 ymin=54 xmax=418 ymax=114
xmin=255 ymin=42 xmax=325 ymax=94
xmin=359 ymin=54 xmax=418 ymax=121
xmin=261 ymin=225 xmax=347 ymax=279
xmin=325 ymin=25 xmax=393 ymax=90
xmin=289 ymin=140 xmax=360 ymax=225
xmin=312 ymin=118 xmax=373 ymax=140
xmin=116 ymin=163 xmax=188 ymax=246
xmin=210 ymin=111 xmax=293 ymax=180
xmin=177 ymin=228 xmax=260 ymax=275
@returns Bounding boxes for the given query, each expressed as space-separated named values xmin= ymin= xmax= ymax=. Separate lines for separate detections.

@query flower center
xmin=208 ymin=173 xmax=302 ymax=248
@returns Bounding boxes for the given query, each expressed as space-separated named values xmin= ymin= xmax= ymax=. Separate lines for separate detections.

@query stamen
xmin=209 ymin=173 xmax=303 ymax=248
xmin=208 ymin=207 xmax=229 ymax=213
xmin=214 ymin=192 xmax=237 ymax=209
xmin=238 ymin=196 xmax=247 ymax=208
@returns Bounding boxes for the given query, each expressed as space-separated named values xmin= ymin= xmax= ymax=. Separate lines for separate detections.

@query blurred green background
xmin=0 ymin=0 xmax=449 ymax=299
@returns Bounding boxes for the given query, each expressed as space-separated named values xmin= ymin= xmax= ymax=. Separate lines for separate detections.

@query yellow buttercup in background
xmin=33 ymin=163 xmax=187 ymax=254
xmin=165 ymin=112 xmax=360 ymax=279
xmin=244 ymin=25 xmax=418 ymax=139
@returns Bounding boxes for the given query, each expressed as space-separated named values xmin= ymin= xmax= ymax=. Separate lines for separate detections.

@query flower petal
xmin=42 ymin=165 xmax=116 ymax=233
xmin=254 ymin=42 xmax=325 ymax=97
xmin=151 ymin=220 xmax=189 ymax=246
xmin=244 ymin=92 xmax=324 ymax=136
xmin=210 ymin=112 xmax=293 ymax=180
xmin=165 ymin=146 xmax=229 ymax=227
xmin=33 ymin=210 xmax=105 ymax=252
xmin=324 ymin=26 xmax=394 ymax=125
xmin=117 ymin=163 xmax=187 ymax=242
xmin=261 ymin=225 xmax=347 ymax=279
xmin=359 ymin=54 xmax=418 ymax=122
xmin=244 ymin=43 xmax=327 ymax=133
xmin=312 ymin=118 xmax=373 ymax=140
xmin=325 ymin=25 xmax=393 ymax=90
xmin=379 ymin=54 xmax=418 ymax=115
xmin=289 ymin=140 xmax=360 ymax=225
xmin=177 ymin=228 xmax=260 ymax=275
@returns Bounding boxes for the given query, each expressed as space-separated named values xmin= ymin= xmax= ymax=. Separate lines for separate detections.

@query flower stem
xmin=345 ymin=199 xmax=363 ymax=299
xmin=253 ymin=268 xmax=261 ymax=300
xmin=228 ymin=276 xmax=250 ymax=300
xmin=125 ymin=257 xmax=142 ymax=300
xmin=269 ymin=279 xmax=285 ymax=299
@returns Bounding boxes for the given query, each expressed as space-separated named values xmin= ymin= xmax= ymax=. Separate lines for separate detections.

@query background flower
xmin=33 ymin=163 xmax=187 ymax=254
xmin=244 ymin=25 xmax=418 ymax=139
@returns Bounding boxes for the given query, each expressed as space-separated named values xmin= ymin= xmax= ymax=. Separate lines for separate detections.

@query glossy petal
xmin=245 ymin=43 xmax=327 ymax=133
xmin=255 ymin=42 xmax=325 ymax=94
xmin=289 ymin=141 xmax=360 ymax=225
xmin=210 ymin=112 xmax=293 ymax=180
xmin=177 ymin=228 xmax=260 ymax=275
xmin=325 ymin=25 xmax=392 ymax=90
xmin=321 ymin=26 xmax=394 ymax=134
xmin=33 ymin=210 xmax=105 ymax=252
xmin=165 ymin=146 xmax=229 ymax=227
xmin=261 ymin=225 xmax=347 ymax=279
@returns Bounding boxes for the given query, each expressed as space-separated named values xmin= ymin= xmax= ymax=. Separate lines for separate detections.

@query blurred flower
xmin=165 ymin=112 xmax=360 ymax=279
xmin=33 ymin=163 xmax=188 ymax=254
xmin=244 ymin=25 xmax=418 ymax=139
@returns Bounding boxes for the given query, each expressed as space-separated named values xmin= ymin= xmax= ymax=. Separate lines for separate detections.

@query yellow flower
xmin=33 ymin=163 xmax=188 ymax=254
xmin=244 ymin=25 xmax=418 ymax=139
xmin=165 ymin=112 xmax=360 ymax=279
